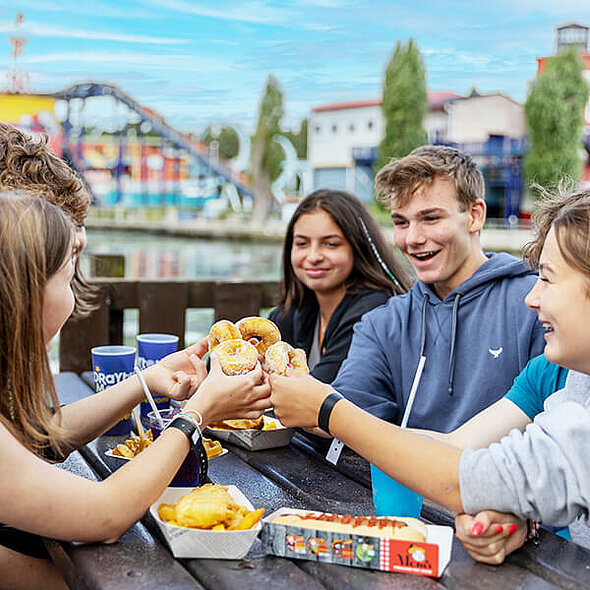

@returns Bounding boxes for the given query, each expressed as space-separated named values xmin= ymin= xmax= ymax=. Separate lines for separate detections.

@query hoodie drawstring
xmin=447 ymin=293 xmax=463 ymax=396
xmin=419 ymin=292 xmax=429 ymax=358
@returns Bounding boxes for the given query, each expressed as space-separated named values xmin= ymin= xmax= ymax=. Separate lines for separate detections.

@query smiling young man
xmin=331 ymin=145 xmax=546 ymax=431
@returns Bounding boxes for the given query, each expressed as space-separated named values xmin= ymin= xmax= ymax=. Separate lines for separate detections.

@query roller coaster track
xmin=47 ymin=82 xmax=252 ymax=197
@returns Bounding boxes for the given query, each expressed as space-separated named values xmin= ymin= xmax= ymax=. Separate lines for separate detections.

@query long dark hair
xmin=279 ymin=189 xmax=412 ymax=311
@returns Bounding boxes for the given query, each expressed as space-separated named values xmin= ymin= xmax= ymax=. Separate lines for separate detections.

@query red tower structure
xmin=7 ymin=12 xmax=29 ymax=93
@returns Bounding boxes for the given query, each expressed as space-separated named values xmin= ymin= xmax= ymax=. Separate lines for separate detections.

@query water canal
xmin=83 ymin=229 xmax=283 ymax=281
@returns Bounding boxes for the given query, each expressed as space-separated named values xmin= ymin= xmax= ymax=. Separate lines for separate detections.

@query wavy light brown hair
xmin=279 ymin=189 xmax=413 ymax=311
xmin=0 ymin=122 xmax=97 ymax=317
xmin=523 ymin=187 xmax=590 ymax=284
xmin=375 ymin=145 xmax=485 ymax=211
xmin=0 ymin=194 xmax=73 ymax=456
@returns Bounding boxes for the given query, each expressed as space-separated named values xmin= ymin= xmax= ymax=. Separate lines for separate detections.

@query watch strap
xmin=318 ymin=392 xmax=343 ymax=435
xmin=166 ymin=417 xmax=208 ymax=485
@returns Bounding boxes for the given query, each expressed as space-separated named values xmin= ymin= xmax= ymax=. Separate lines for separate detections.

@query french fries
xmin=157 ymin=484 xmax=264 ymax=531
xmin=261 ymin=419 xmax=278 ymax=431
xmin=203 ymin=437 xmax=224 ymax=459
xmin=111 ymin=432 xmax=224 ymax=460
xmin=112 ymin=430 xmax=153 ymax=458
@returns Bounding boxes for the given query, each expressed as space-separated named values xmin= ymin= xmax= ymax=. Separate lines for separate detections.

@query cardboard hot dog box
xmin=262 ymin=508 xmax=453 ymax=578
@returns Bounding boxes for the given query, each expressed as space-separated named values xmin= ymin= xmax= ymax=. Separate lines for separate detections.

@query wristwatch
xmin=166 ymin=416 xmax=208 ymax=485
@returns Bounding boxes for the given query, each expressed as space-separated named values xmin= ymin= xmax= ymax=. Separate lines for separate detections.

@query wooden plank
xmin=187 ymin=281 xmax=216 ymax=308
xmin=261 ymin=281 xmax=280 ymax=308
xmin=214 ymin=282 xmax=263 ymax=322
xmin=138 ymin=282 xmax=188 ymax=348
xmin=221 ymin=441 xmax=375 ymax=516
xmin=60 ymin=286 xmax=111 ymax=373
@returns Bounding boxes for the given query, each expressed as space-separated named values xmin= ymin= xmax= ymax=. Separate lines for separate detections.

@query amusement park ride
xmin=2 ymin=13 xmax=253 ymax=213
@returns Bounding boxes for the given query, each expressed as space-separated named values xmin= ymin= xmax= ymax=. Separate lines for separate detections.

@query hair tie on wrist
xmin=183 ymin=409 xmax=204 ymax=427
xmin=318 ymin=392 xmax=343 ymax=435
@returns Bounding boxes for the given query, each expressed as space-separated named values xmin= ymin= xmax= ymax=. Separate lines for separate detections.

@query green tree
xmin=250 ymin=74 xmax=285 ymax=223
xmin=377 ymin=39 xmax=428 ymax=170
xmin=201 ymin=125 xmax=240 ymax=160
xmin=284 ymin=118 xmax=308 ymax=159
xmin=524 ymin=47 xmax=589 ymax=191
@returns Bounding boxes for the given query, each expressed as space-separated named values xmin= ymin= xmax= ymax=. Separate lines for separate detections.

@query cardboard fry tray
xmin=150 ymin=486 xmax=261 ymax=559
xmin=205 ymin=416 xmax=293 ymax=450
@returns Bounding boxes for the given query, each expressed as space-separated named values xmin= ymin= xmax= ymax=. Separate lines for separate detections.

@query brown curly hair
xmin=0 ymin=122 xmax=90 ymax=225
xmin=0 ymin=123 xmax=97 ymax=317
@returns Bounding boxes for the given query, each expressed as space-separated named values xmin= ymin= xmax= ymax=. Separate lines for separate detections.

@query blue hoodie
xmin=332 ymin=252 xmax=547 ymax=432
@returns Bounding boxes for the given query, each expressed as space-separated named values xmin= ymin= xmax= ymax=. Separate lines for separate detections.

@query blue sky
xmin=0 ymin=1 xmax=587 ymax=135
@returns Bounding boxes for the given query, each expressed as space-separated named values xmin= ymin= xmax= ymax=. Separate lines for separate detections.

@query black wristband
xmin=166 ymin=417 xmax=208 ymax=485
xmin=318 ymin=392 xmax=343 ymax=435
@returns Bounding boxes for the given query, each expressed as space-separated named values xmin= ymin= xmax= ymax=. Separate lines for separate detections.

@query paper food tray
xmin=206 ymin=416 xmax=294 ymax=450
xmin=105 ymin=447 xmax=228 ymax=461
xmin=150 ymin=485 xmax=261 ymax=559
xmin=262 ymin=507 xmax=453 ymax=578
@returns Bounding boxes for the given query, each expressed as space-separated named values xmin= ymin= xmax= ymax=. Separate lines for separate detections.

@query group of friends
xmin=0 ymin=121 xmax=589 ymax=589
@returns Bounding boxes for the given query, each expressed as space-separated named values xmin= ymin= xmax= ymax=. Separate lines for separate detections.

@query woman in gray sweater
xmin=268 ymin=188 xmax=590 ymax=564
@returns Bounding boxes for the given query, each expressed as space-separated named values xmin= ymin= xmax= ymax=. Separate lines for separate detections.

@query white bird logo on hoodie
xmin=488 ymin=347 xmax=503 ymax=359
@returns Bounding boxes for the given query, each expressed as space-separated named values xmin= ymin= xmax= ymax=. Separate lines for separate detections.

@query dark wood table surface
xmin=51 ymin=372 xmax=590 ymax=589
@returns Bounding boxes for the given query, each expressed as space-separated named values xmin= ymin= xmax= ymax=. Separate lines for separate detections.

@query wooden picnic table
xmin=51 ymin=372 xmax=590 ymax=590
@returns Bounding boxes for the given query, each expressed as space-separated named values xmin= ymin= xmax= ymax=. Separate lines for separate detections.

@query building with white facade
xmin=308 ymin=91 xmax=526 ymax=215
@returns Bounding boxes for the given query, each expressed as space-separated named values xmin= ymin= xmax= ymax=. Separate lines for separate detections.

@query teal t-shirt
xmin=504 ymin=354 xmax=568 ymax=419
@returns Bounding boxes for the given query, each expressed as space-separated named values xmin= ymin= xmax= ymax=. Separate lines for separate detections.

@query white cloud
xmin=0 ymin=19 xmax=186 ymax=45
xmin=147 ymin=0 xmax=294 ymax=26
xmin=22 ymin=51 xmax=234 ymax=72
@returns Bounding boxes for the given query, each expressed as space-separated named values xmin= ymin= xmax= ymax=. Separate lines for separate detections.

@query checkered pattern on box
xmin=379 ymin=539 xmax=393 ymax=570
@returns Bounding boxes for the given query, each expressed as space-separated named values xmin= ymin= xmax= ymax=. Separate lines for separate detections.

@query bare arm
xmin=410 ymin=399 xmax=531 ymax=449
xmin=56 ymin=339 xmax=210 ymax=451
xmin=270 ymin=372 xmax=464 ymax=513
xmin=1 ymin=355 xmax=271 ymax=543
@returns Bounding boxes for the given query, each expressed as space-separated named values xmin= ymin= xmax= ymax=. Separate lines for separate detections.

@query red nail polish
xmin=508 ymin=524 xmax=518 ymax=535
xmin=472 ymin=522 xmax=483 ymax=536
xmin=495 ymin=525 xmax=504 ymax=534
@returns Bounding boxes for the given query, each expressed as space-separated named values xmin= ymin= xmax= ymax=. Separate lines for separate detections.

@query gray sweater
xmin=460 ymin=370 xmax=590 ymax=527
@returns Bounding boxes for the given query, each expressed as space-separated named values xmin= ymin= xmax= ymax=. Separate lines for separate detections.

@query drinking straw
xmin=134 ymin=365 xmax=165 ymax=430
xmin=131 ymin=405 xmax=146 ymax=439
xmin=400 ymin=355 xmax=426 ymax=429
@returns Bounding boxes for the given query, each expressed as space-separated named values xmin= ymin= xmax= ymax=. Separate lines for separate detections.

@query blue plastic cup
xmin=149 ymin=409 xmax=205 ymax=487
xmin=136 ymin=333 xmax=179 ymax=418
xmin=370 ymin=464 xmax=424 ymax=518
xmin=91 ymin=345 xmax=136 ymax=435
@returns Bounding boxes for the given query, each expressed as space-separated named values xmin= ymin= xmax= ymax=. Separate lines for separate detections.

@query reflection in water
xmin=84 ymin=230 xmax=283 ymax=281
